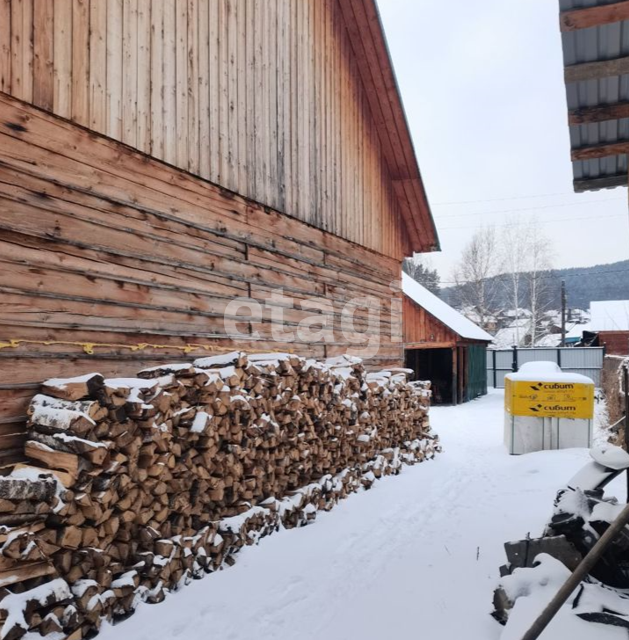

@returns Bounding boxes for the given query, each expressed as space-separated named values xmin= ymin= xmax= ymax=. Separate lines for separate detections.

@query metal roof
xmin=559 ymin=0 xmax=629 ymax=191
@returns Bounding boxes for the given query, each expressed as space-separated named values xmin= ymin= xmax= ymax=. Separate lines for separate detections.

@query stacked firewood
xmin=0 ymin=353 xmax=438 ymax=639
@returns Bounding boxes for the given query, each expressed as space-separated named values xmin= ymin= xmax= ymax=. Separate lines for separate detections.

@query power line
xmin=434 ymin=197 xmax=624 ymax=220
xmin=438 ymin=210 xmax=626 ymax=231
xmin=432 ymin=190 xmax=575 ymax=206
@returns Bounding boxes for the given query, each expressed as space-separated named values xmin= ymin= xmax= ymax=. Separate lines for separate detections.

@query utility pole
xmin=560 ymin=280 xmax=566 ymax=348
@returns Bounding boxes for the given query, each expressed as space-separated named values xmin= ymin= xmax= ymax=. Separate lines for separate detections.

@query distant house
xmin=589 ymin=301 xmax=629 ymax=355
xmin=402 ymin=274 xmax=493 ymax=405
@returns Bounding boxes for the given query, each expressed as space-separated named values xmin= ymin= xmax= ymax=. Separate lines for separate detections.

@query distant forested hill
xmin=440 ymin=260 xmax=629 ymax=311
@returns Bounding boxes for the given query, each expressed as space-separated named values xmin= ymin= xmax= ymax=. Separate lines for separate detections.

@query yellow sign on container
xmin=505 ymin=378 xmax=594 ymax=420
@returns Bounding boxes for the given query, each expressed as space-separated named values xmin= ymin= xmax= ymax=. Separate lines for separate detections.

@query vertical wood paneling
xmin=226 ymin=0 xmax=237 ymax=188
xmin=175 ymin=0 xmax=188 ymax=168
xmin=106 ymin=0 xmax=123 ymax=139
xmin=208 ymin=0 xmax=219 ymax=180
xmin=244 ymin=0 xmax=255 ymax=197
xmin=122 ymin=0 xmax=137 ymax=147
xmin=150 ymin=0 xmax=164 ymax=160
xmin=0 ymin=0 xmax=414 ymax=261
xmin=0 ymin=0 xmax=11 ymax=93
xmin=235 ymin=0 xmax=247 ymax=196
xmin=32 ymin=0 xmax=53 ymax=109
xmin=197 ymin=0 xmax=210 ymax=178
xmin=187 ymin=0 xmax=199 ymax=175
xmin=53 ymin=0 xmax=72 ymax=117
xmin=11 ymin=0 xmax=32 ymax=102
xmin=71 ymin=0 xmax=89 ymax=125
xmin=162 ymin=0 xmax=176 ymax=165
xmin=88 ymin=0 xmax=107 ymax=133
xmin=136 ymin=0 xmax=151 ymax=153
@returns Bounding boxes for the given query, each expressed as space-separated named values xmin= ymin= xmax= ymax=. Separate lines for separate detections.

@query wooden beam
xmin=404 ymin=341 xmax=455 ymax=350
xmin=564 ymin=55 xmax=629 ymax=83
xmin=571 ymin=140 xmax=629 ymax=161
xmin=560 ymin=1 xmax=629 ymax=32
xmin=569 ymin=101 xmax=629 ymax=125
xmin=573 ymin=173 xmax=627 ymax=192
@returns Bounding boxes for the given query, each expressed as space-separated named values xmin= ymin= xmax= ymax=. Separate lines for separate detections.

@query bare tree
xmin=501 ymin=217 xmax=554 ymax=346
xmin=525 ymin=221 xmax=554 ymax=346
xmin=403 ymin=255 xmax=441 ymax=295
xmin=501 ymin=220 xmax=530 ymax=345
xmin=452 ymin=226 xmax=501 ymax=331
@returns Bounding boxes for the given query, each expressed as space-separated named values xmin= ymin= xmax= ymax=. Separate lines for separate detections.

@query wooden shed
xmin=402 ymin=273 xmax=493 ymax=405
xmin=0 ymin=1 xmax=438 ymax=468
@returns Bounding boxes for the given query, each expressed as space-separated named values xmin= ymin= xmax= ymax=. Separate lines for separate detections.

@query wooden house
xmin=589 ymin=300 xmax=629 ymax=355
xmin=402 ymin=273 xmax=493 ymax=404
xmin=0 ymin=1 xmax=439 ymax=467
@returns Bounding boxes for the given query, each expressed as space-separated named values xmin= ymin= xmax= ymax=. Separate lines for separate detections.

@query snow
xmin=43 ymin=373 xmax=101 ymax=388
xmin=498 ymin=556 xmax=625 ymax=640
xmin=591 ymin=300 xmax=629 ymax=331
xmin=492 ymin=324 xmax=531 ymax=349
xmin=193 ymin=351 xmax=245 ymax=368
xmin=402 ymin=272 xmax=493 ymax=342
xmin=95 ymin=390 xmax=617 ymax=640
xmin=507 ymin=361 xmax=594 ymax=385
xmin=190 ymin=411 xmax=211 ymax=434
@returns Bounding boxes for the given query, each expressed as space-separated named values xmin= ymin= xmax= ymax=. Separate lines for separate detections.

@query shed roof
xmin=401 ymin=273 xmax=493 ymax=342
xmin=590 ymin=299 xmax=629 ymax=330
xmin=339 ymin=0 xmax=439 ymax=251
xmin=558 ymin=0 xmax=629 ymax=192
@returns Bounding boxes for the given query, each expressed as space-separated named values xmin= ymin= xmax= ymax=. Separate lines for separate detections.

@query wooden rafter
xmin=564 ymin=55 xmax=629 ymax=83
xmin=560 ymin=1 xmax=629 ymax=32
xmin=569 ymin=101 xmax=629 ymax=125
xmin=573 ymin=174 xmax=627 ymax=192
xmin=571 ymin=140 xmax=629 ymax=161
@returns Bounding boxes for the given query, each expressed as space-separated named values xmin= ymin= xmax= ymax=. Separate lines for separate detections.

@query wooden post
xmin=492 ymin=349 xmax=497 ymax=389
xmin=560 ymin=280 xmax=567 ymax=347
xmin=622 ymin=362 xmax=629 ymax=502
xmin=451 ymin=347 xmax=457 ymax=405
xmin=519 ymin=503 xmax=629 ymax=640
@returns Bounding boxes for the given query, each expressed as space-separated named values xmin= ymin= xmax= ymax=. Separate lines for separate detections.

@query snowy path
xmin=99 ymin=390 xmax=599 ymax=640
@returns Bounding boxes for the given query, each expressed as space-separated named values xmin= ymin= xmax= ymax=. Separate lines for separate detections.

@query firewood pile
xmin=0 ymin=353 xmax=438 ymax=640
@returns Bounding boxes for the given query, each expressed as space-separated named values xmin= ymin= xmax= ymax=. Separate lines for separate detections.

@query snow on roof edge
xmin=401 ymin=273 xmax=493 ymax=343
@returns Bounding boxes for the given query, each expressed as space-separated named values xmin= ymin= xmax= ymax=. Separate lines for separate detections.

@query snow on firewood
xmin=0 ymin=353 xmax=435 ymax=639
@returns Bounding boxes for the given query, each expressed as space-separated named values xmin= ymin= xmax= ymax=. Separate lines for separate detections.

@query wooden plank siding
xmin=403 ymin=297 xmax=458 ymax=348
xmin=0 ymin=0 xmax=418 ymax=259
xmin=0 ymin=93 xmax=404 ymax=466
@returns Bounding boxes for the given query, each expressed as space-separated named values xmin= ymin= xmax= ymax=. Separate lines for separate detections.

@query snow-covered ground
xmin=99 ymin=389 xmax=614 ymax=640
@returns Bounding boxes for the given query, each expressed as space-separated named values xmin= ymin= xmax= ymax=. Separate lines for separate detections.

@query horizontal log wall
xmin=0 ymin=0 xmax=412 ymax=259
xmin=0 ymin=94 xmax=404 ymax=469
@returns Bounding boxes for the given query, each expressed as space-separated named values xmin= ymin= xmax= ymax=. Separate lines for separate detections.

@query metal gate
xmin=467 ymin=344 xmax=488 ymax=401
xmin=487 ymin=347 xmax=605 ymax=388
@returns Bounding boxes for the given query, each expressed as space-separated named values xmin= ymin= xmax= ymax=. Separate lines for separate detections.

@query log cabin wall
xmin=0 ymin=94 xmax=404 ymax=469
xmin=0 ymin=0 xmax=417 ymax=259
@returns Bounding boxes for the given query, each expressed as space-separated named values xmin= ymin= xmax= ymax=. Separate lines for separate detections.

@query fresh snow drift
xmin=96 ymin=390 xmax=615 ymax=640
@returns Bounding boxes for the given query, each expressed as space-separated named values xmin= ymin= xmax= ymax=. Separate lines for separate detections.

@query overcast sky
xmin=378 ymin=0 xmax=629 ymax=284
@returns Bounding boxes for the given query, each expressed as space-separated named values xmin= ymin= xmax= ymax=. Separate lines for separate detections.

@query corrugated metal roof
xmin=559 ymin=0 xmax=629 ymax=190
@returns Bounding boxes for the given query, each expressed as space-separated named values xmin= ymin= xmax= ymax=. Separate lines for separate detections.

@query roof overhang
xmin=338 ymin=0 xmax=440 ymax=253
xmin=559 ymin=0 xmax=629 ymax=193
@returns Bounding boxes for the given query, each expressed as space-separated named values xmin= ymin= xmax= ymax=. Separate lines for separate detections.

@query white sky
xmin=378 ymin=0 xmax=629 ymax=284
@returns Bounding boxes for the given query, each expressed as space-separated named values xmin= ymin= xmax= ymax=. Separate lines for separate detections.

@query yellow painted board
xmin=505 ymin=378 xmax=594 ymax=420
